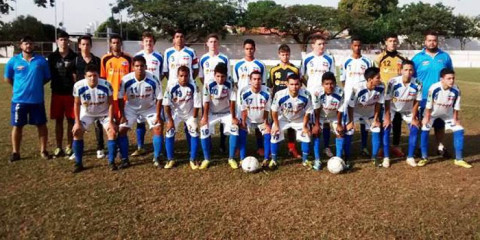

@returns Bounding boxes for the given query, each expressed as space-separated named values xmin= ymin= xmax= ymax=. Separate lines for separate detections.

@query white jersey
xmin=163 ymin=81 xmax=202 ymax=120
xmin=385 ymin=76 xmax=422 ymax=113
xmin=271 ymin=88 xmax=313 ymax=122
xmin=73 ymin=78 xmax=113 ymax=117
xmin=340 ymin=56 xmax=372 ymax=90
xmin=316 ymin=86 xmax=344 ymax=119
xmin=240 ymin=86 xmax=271 ymax=123
xmin=163 ymin=46 xmax=199 ymax=85
xmin=301 ymin=52 xmax=335 ymax=96
xmin=118 ymin=72 xmax=163 ymax=111
xmin=425 ymin=82 xmax=461 ymax=118
xmin=346 ymin=81 xmax=385 ymax=117
xmin=135 ymin=50 xmax=164 ymax=80
xmin=203 ymin=79 xmax=236 ymax=114
xmin=233 ymin=58 xmax=267 ymax=93
xmin=199 ymin=52 xmax=230 ymax=81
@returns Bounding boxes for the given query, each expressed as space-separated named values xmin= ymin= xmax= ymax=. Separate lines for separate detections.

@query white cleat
xmin=382 ymin=157 xmax=390 ymax=168
xmin=68 ymin=153 xmax=75 ymax=160
xmin=97 ymin=150 xmax=105 ymax=159
xmin=406 ymin=157 xmax=417 ymax=167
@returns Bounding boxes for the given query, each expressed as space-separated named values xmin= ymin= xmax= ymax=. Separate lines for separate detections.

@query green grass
xmin=1 ymin=65 xmax=480 ymax=238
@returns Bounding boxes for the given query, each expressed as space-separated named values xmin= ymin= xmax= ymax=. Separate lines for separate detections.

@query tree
xmin=338 ymin=0 xmax=398 ymax=19
xmin=113 ymin=0 xmax=240 ymax=42
xmin=0 ymin=0 xmax=55 ymax=15
xmin=452 ymin=15 xmax=480 ymax=50
xmin=241 ymin=0 xmax=285 ymax=28
xmin=0 ymin=15 xmax=60 ymax=42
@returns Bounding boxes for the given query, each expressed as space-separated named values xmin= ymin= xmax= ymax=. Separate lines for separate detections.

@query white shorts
xmin=241 ymin=119 xmax=269 ymax=135
xmin=79 ymin=114 xmax=112 ymax=131
xmin=391 ymin=111 xmax=414 ymax=124
xmin=271 ymin=120 xmax=310 ymax=144
xmin=422 ymin=117 xmax=464 ymax=132
xmin=200 ymin=113 xmax=239 ymax=139
xmin=120 ymin=106 xmax=160 ymax=129
xmin=319 ymin=117 xmax=341 ymax=135
xmin=166 ymin=114 xmax=199 ymax=138
xmin=350 ymin=114 xmax=381 ymax=134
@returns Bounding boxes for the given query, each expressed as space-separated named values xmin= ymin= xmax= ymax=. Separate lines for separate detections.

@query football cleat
xmin=65 ymin=147 xmax=73 ymax=156
xmin=406 ymin=157 xmax=417 ymax=167
xmin=268 ymin=159 xmax=278 ymax=169
xmin=417 ymin=158 xmax=429 ymax=167
xmin=199 ymin=160 xmax=210 ymax=170
xmin=228 ymin=159 xmax=239 ymax=169
xmin=96 ymin=150 xmax=105 ymax=159
xmin=9 ymin=153 xmax=20 ymax=163
xmin=313 ymin=160 xmax=322 ymax=171
xmin=382 ymin=157 xmax=391 ymax=168
xmin=73 ymin=164 xmax=85 ymax=173
xmin=164 ymin=160 xmax=176 ymax=169
xmin=302 ymin=160 xmax=313 ymax=169
xmin=454 ymin=160 xmax=472 ymax=169
xmin=131 ymin=148 xmax=146 ymax=157
xmin=41 ymin=151 xmax=51 ymax=160
xmin=119 ymin=159 xmax=130 ymax=169
xmin=190 ymin=161 xmax=198 ymax=170
xmin=361 ymin=148 xmax=370 ymax=157
xmin=53 ymin=148 xmax=64 ymax=158
xmin=108 ymin=163 xmax=118 ymax=171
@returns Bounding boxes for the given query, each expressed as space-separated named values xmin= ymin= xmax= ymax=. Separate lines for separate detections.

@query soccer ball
xmin=327 ymin=157 xmax=345 ymax=174
xmin=241 ymin=156 xmax=260 ymax=173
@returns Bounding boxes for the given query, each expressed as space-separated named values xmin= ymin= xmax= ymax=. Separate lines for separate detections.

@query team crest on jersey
xmin=145 ymin=86 xmax=152 ymax=92
xmin=98 ymin=93 xmax=106 ymax=99
xmin=151 ymin=60 xmax=159 ymax=65
xmin=422 ymin=61 xmax=430 ymax=66
xmin=205 ymin=62 xmax=209 ymax=68
xmin=361 ymin=65 xmax=366 ymax=70
xmin=16 ymin=65 xmax=25 ymax=71
xmin=121 ymin=61 xmax=129 ymax=66
xmin=323 ymin=62 xmax=329 ymax=67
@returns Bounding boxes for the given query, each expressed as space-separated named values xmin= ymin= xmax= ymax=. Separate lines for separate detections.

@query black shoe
xmin=119 ymin=159 xmax=130 ymax=169
xmin=41 ymin=151 xmax=51 ymax=160
xmin=73 ymin=164 xmax=85 ymax=173
xmin=438 ymin=148 xmax=452 ymax=158
xmin=10 ymin=153 xmax=20 ymax=162
xmin=344 ymin=160 xmax=354 ymax=171
xmin=108 ymin=163 xmax=118 ymax=171
xmin=153 ymin=157 xmax=162 ymax=168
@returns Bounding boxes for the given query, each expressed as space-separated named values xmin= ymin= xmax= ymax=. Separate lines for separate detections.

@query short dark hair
xmin=109 ymin=34 xmax=122 ymax=43
xmin=278 ymin=44 xmax=290 ymax=53
xmin=214 ymin=63 xmax=228 ymax=76
xmin=133 ymin=55 xmax=146 ymax=65
xmin=206 ymin=33 xmax=219 ymax=41
xmin=243 ymin=39 xmax=255 ymax=48
xmin=178 ymin=65 xmax=190 ymax=75
xmin=440 ymin=68 xmax=455 ymax=78
xmin=364 ymin=67 xmax=380 ymax=81
xmin=173 ymin=29 xmax=184 ymax=36
xmin=287 ymin=74 xmax=300 ymax=82
xmin=57 ymin=31 xmax=69 ymax=39
xmin=142 ymin=31 xmax=156 ymax=43
xmin=78 ymin=35 xmax=92 ymax=45
xmin=322 ymin=72 xmax=336 ymax=83
xmin=20 ymin=36 xmax=33 ymax=43
xmin=250 ymin=71 xmax=262 ymax=79
xmin=309 ymin=34 xmax=326 ymax=44
xmin=351 ymin=37 xmax=361 ymax=44
xmin=384 ymin=33 xmax=398 ymax=40
xmin=424 ymin=30 xmax=438 ymax=38
xmin=84 ymin=64 xmax=99 ymax=74
xmin=402 ymin=59 xmax=415 ymax=68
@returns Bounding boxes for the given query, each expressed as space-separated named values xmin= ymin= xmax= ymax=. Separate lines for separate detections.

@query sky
xmin=0 ymin=0 xmax=478 ymax=33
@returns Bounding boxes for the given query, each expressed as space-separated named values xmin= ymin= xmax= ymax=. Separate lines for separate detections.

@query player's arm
xmin=200 ymin=86 xmax=210 ymax=126
xmin=71 ymin=95 xmax=84 ymax=136
xmin=312 ymin=97 xmax=321 ymax=135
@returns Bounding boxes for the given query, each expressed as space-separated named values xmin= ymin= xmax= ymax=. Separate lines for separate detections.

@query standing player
xmin=268 ymin=44 xmax=301 ymax=158
xmin=132 ymin=31 xmax=164 ymax=157
xmin=375 ymin=33 xmax=407 ymax=158
xmin=163 ymin=29 xmax=199 ymax=85
xmin=343 ymin=67 xmax=385 ymax=168
xmin=311 ymin=72 xmax=345 ymax=171
xmin=75 ymin=35 xmax=104 ymax=159
xmin=383 ymin=60 xmax=422 ymax=168
xmin=117 ymin=56 xmax=164 ymax=168
xmin=200 ymin=63 xmax=239 ymax=169
xmin=71 ymin=65 xmax=117 ymax=173
xmin=270 ymin=74 xmax=313 ymax=169
xmin=238 ymin=71 xmax=272 ymax=167
xmin=340 ymin=38 xmax=373 ymax=158
xmin=233 ymin=39 xmax=267 ymax=156
xmin=163 ymin=66 xmax=202 ymax=169
xmin=4 ymin=36 xmax=51 ymax=161
xmin=412 ymin=31 xmax=453 ymax=158
xmin=48 ymin=32 xmax=77 ymax=158
xmin=100 ymin=34 xmax=132 ymax=121
xmin=199 ymin=33 xmax=231 ymax=153
xmin=419 ymin=68 xmax=471 ymax=168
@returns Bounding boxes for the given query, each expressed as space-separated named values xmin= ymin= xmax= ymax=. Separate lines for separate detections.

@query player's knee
xmin=106 ymin=127 xmax=116 ymax=139
xmin=152 ymin=126 xmax=162 ymax=135
xmin=119 ymin=127 xmax=129 ymax=136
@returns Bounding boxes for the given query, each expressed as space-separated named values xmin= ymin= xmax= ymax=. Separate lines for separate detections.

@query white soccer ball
xmin=241 ymin=156 xmax=260 ymax=173
xmin=327 ymin=157 xmax=345 ymax=174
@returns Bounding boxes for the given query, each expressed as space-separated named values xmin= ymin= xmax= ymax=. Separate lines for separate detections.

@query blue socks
xmin=371 ymin=132 xmax=381 ymax=159
xmin=453 ymin=130 xmax=464 ymax=160
xmin=239 ymin=129 xmax=247 ymax=160
xmin=107 ymin=140 xmax=116 ymax=164
xmin=190 ymin=136 xmax=199 ymax=161
xmin=136 ymin=122 xmax=146 ymax=149
xmin=421 ymin=130 xmax=429 ymax=158
xmin=344 ymin=134 xmax=353 ymax=160
xmin=335 ymin=138 xmax=344 ymax=157
xmin=301 ymin=142 xmax=310 ymax=162
xmin=323 ymin=127 xmax=330 ymax=148
xmin=313 ymin=137 xmax=321 ymax=160
xmin=407 ymin=125 xmax=418 ymax=158
xmin=73 ymin=140 xmax=84 ymax=165
xmin=117 ymin=135 xmax=129 ymax=160
xmin=263 ymin=134 xmax=271 ymax=161
xmin=153 ymin=135 xmax=163 ymax=159
xmin=360 ymin=124 xmax=368 ymax=149
xmin=228 ymin=134 xmax=237 ymax=159
xmin=383 ymin=127 xmax=391 ymax=158
xmin=201 ymin=137 xmax=212 ymax=161
xmin=165 ymin=135 xmax=175 ymax=160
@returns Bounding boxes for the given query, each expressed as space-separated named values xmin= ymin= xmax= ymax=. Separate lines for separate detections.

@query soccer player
xmin=71 ymin=65 xmax=117 ymax=173
xmin=200 ymin=63 xmax=239 ymax=169
xmin=268 ymin=44 xmax=301 ymax=158
xmin=117 ymin=56 xmax=164 ymax=169
xmin=233 ymin=39 xmax=267 ymax=156
xmin=238 ymin=71 xmax=272 ymax=167
xmin=419 ymin=68 xmax=472 ymax=168
xmin=100 ymin=34 xmax=132 ymax=121
xmin=163 ymin=29 xmax=199 ymax=86
xmin=163 ymin=66 xmax=201 ymax=169
xmin=375 ymin=33 xmax=407 ymax=158
xmin=132 ymin=31 xmax=164 ymax=157
xmin=75 ymin=35 xmax=104 ymax=159
xmin=270 ymin=74 xmax=313 ymax=169
xmin=412 ymin=31 xmax=453 ymax=158
xmin=4 ymin=36 xmax=51 ymax=161
xmin=311 ymin=72 xmax=345 ymax=171
xmin=383 ymin=60 xmax=422 ymax=168
xmin=199 ymin=33 xmax=231 ymax=153
xmin=343 ymin=67 xmax=385 ymax=168
xmin=340 ymin=38 xmax=373 ymax=158
xmin=48 ymin=32 xmax=77 ymax=158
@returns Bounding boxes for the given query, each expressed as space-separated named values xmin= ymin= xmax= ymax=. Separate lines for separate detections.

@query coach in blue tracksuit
xmin=4 ymin=36 xmax=51 ymax=162
xmin=412 ymin=31 xmax=453 ymax=158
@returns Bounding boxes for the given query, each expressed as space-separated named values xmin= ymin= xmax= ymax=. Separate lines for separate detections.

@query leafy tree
xmin=452 ymin=15 xmax=480 ymax=50
xmin=0 ymin=15 xmax=59 ymax=41
xmin=241 ymin=0 xmax=284 ymax=28
xmin=0 ymin=0 xmax=54 ymax=14
xmin=338 ymin=0 xmax=398 ymax=18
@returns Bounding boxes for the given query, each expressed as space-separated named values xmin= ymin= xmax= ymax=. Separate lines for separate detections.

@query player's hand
xmin=166 ymin=119 xmax=174 ymax=131
xmin=383 ymin=117 xmax=391 ymax=128
xmin=303 ymin=125 xmax=311 ymax=136
xmin=411 ymin=118 xmax=420 ymax=128
xmin=264 ymin=123 xmax=271 ymax=134
xmin=271 ymin=124 xmax=279 ymax=136
xmin=120 ymin=116 xmax=127 ymax=125
xmin=154 ymin=116 xmax=163 ymax=126
xmin=312 ymin=123 xmax=321 ymax=135
xmin=72 ymin=122 xmax=83 ymax=136
xmin=336 ymin=124 xmax=344 ymax=137
xmin=422 ymin=118 xmax=429 ymax=127
xmin=200 ymin=117 xmax=208 ymax=127
xmin=453 ymin=119 xmax=461 ymax=126
xmin=346 ymin=121 xmax=354 ymax=131
xmin=232 ymin=117 xmax=239 ymax=126
xmin=109 ymin=120 xmax=118 ymax=132
xmin=373 ymin=119 xmax=381 ymax=128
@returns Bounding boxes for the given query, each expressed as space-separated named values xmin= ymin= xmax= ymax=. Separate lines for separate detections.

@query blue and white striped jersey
xmin=240 ymin=85 xmax=271 ymax=123
xmin=340 ymin=56 xmax=373 ymax=90
xmin=301 ymin=52 xmax=335 ymax=96
xmin=163 ymin=46 xmax=198 ymax=85
xmin=203 ymin=79 xmax=236 ymax=114
xmin=163 ymin=81 xmax=202 ymax=119
xmin=118 ymin=72 xmax=163 ymax=111
xmin=233 ymin=58 xmax=266 ymax=93
xmin=426 ymin=82 xmax=461 ymax=118
xmin=135 ymin=50 xmax=164 ymax=80
xmin=346 ymin=81 xmax=385 ymax=117
xmin=199 ymin=52 xmax=230 ymax=81
xmin=271 ymin=88 xmax=313 ymax=122
xmin=385 ymin=76 xmax=422 ymax=113
xmin=73 ymin=78 xmax=113 ymax=117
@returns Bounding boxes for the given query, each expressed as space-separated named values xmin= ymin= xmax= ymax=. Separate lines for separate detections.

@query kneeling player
xmin=419 ymin=68 xmax=472 ymax=168
xmin=312 ymin=72 xmax=345 ymax=171
xmin=270 ymin=74 xmax=313 ymax=168
xmin=383 ymin=60 xmax=422 ymax=168
xmin=163 ymin=66 xmax=201 ymax=169
xmin=238 ymin=71 xmax=272 ymax=167
xmin=200 ymin=63 xmax=239 ymax=169
xmin=117 ymin=56 xmax=164 ymax=169
xmin=71 ymin=65 xmax=117 ymax=173
xmin=343 ymin=67 xmax=384 ymax=167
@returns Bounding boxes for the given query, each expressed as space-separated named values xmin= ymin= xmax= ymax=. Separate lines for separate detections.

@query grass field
xmin=1 ymin=65 xmax=480 ymax=239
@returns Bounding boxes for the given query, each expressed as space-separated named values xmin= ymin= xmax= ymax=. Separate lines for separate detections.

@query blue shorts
xmin=11 ymin=102 xmax=47 ymax=126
